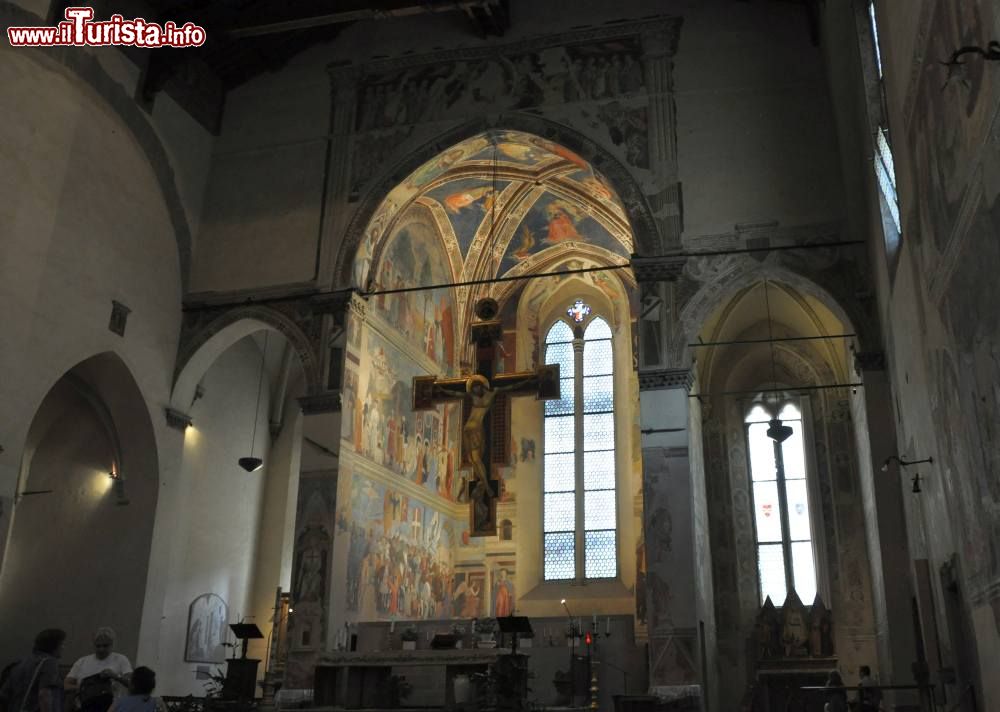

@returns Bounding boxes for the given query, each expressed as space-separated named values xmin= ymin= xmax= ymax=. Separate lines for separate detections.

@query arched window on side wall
xmin=746 ymin=401 xmax=817 ymax=606
xmin=542 ymin=304 xmax=617 ymax=581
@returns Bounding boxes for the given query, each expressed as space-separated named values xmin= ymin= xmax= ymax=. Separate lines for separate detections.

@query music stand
xmin=229 ymin=623 xmax=264 ymax=659
xmin=496 ymin=616 xmax=532 ymax=654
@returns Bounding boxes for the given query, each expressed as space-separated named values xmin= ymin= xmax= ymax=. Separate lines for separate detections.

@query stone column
xmin=852 ymin=353 xmax=919 ymax=701
xmin=640 ymin=23 xmax=682 ymax=251
xmin=639 ymin=368 xmax=703 ymax=705
xmin=317 ymin=67 xmax=362 ymax=288
xmin=281 ymin=295 xmax=358 ymax=692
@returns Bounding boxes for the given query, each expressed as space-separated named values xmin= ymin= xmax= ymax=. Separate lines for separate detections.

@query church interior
xmin=2 ymin=0 xmax=999 ymax=711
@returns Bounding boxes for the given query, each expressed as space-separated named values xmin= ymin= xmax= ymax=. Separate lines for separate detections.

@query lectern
xmin=223 ymin=623 xmax=263 ymax=701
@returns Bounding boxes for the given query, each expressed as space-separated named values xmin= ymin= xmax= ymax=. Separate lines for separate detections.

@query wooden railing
xmin=798 ymin=683 xmax=935 ymax=712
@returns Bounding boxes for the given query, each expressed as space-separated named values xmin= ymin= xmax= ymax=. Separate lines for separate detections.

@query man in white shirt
xmin=64 ymin=628 xmax=133 ymax=712
xmin=858 ymin=665 xmax=883 ymax=711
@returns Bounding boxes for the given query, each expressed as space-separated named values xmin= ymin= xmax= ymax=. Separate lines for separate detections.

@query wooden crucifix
xmin=413 ymin=298 xmax=560 ymax=536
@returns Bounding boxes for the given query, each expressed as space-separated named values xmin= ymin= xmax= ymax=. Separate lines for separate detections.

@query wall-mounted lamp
xmin=941 ymin=42 xmax=1000 ymax=90
xmin=109 ymin=465 xmax=128 ymax=505
xmin=880 ymin=454 xmax=933 ymax=472
xmin=165 ymin=407 xmax=193 ymax=431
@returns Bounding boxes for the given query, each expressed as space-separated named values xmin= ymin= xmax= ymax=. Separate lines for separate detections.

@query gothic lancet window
xmin=543 ymin=308 xmax=617 ymax=581
xmin=746 ymin=402 xmax=817 ymax=605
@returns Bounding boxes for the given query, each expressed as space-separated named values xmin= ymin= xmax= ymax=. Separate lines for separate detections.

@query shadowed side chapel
xmin=2 ymin=2 xmax=1000 ymax=712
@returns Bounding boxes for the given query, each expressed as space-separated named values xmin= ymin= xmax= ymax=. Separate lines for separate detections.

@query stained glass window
xmin=543 ymin=311 xmax=618 ymax=580
xmin=745 ymin=401 xmax=817 ymax=606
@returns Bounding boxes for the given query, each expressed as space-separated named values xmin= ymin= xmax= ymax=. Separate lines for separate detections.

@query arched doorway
xmin=0 ymin=352 xmax=159 ymax=666
xmin=691 ymin=277 xmax=887 ymax=711
xmin=157 ymin=315 xmax=316 ymax=694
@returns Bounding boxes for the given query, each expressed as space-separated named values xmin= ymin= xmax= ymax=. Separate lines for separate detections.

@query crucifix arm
xmin=431 ymin=379 xmax=468 ymax=399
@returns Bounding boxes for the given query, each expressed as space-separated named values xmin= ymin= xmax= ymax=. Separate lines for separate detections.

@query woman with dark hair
xmin=823 ymin=670 xmax=848 ymax=712
xmin=106 ymin=668 xmax=164 ymax=712
xmin=0 ymin=629 xmax=67 ymax=712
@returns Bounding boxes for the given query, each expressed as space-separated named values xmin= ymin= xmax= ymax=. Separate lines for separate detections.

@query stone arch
xmin=0 ymin=2 xmax=193 ymax=288
xmin=0 ymin=351 xmax=160 ymax=664
xmin=335 ymin=114 xmax=660 ymax=288
xmin=172 ymin=306 xmax=322 ymax=412
xmin=675 ymin=259 xmax=872 ymax=370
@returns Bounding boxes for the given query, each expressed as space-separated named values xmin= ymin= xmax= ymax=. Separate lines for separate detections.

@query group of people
xmin=823 ymin=666 xmax=884 ymax=712
xmin=0 ymin=628 xmax=164 ymax=712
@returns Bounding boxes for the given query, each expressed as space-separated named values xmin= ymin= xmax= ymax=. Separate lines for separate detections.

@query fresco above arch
xmin=352 ymin=130 xmax=632 ymax=291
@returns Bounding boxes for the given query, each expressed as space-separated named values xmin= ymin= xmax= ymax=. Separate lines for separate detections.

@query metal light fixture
xmin=766 ymin=418 xmax=793 ymax=443
xmin=762 ymin=280 xmax=793 ymax=442
xmin=941 ymin=42 xmax=1000 ymax=91
xmin=109 ymin=464 xmax=128 ymax=505
xmin=239 ymin=333 xmax=268 ymax=473
xmin=879 ymin=454 xmax=933 ymax=472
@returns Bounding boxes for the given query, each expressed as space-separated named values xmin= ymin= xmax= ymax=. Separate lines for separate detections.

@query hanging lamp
xmin=763 ymin=280 xmax=793 ymax=443
xmin=238 ymin=332 xmax=268 ymax=472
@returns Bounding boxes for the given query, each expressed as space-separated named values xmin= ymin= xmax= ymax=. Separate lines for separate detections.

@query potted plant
xmin=401 ymin=626 xmax=419 ymax=650
xmin=475 ymin=617 xmax=497 ymax=648
xmin=552 ymin=669 xmax=573 ymax=706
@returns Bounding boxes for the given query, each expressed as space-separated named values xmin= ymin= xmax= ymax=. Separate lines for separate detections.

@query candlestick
xmin=605 ymin=617 xmax=610 ymax=635
xmin=592 ymin=614 xmax=597 ymax=629
xmin=390 ymin=620 xmax=395 ymax=633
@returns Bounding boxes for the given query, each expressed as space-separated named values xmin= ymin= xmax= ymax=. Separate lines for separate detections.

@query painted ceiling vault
xmin=354 ymin=130 xmax=635 ymax=300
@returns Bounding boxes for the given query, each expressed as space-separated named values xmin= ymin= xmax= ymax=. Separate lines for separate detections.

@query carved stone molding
xmin=853 ymin=350 xmax=886 ymax=376
xmin=631 ymin=253 xmax=687 ymax=283
xmin=164 ymin=407 xmax=193 ymax=431
xmin=176 ymin=290 xmax=366 ymax=399
xmin=639 ymin=368 xmax=693 ymax=392
xmin=299 ymin=391 xmax=342 ymax=415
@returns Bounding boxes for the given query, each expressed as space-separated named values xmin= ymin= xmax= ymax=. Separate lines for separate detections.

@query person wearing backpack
xmin=0 ymin=629 xmax=67 ymax=712
xmin=64 ymin=629 xmax=131 ymax=712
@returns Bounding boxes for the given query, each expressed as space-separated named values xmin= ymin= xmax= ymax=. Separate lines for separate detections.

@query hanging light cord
xmin=249 ymin=332 xmax=269 ymax=457
xmin=763 ymin=280 xmax=779 ymax=404
xmin=490 ymin=133 xmax=500 ymax=282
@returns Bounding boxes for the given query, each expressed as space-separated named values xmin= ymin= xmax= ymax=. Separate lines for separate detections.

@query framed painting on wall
xmin=184 ymin=593 xmax=229 ymax=663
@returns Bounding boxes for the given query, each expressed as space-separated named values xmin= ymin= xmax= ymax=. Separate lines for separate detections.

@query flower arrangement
xmin=400 ymin=626 xmax=419 ymax=642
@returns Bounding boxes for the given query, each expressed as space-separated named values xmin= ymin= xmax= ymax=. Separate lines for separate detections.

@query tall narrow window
xmin=543 ymin=309 xmax=617 ymax=580
xmin=867 ymin=2 xmax=902 ymax=242
xmin=746 ymin=402 xmax=817 ymax=605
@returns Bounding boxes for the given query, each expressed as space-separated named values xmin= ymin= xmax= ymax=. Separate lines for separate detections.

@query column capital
xmin=639 ymin=368 xmax=693 ymax=392
xmin=164 ymin=407 xmax=193 ymax=431
xmin=853 ymin=350 xmax=886 ymax=376
xmin=631 ymin=253 xmax=687 ymax=283
xmin=298 ymin=391 xmax=342 ymax=415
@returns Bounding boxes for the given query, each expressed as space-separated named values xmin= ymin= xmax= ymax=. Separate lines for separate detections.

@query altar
xmin=315 ymin=649 xmax=505 ymax=709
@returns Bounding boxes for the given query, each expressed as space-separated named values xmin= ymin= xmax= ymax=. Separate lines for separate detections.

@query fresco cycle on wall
xmin=370 ymin=209 xmax=457 ymax=371
xmin=340 ymin=472 xmax=469 ymax=620
xmin=345 ymin=330 xmax=463 ymax=503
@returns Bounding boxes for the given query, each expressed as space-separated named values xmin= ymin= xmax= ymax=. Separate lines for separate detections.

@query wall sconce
xmin=881 ymin=455 xmax=932 ymax=495
xmin=109 ymin=466 xmax=129 ymax=506
xmin=880 ymin=454 xmax=933 ymax=472
xmin=941 ymin=42 xmax=1000 ymax=90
